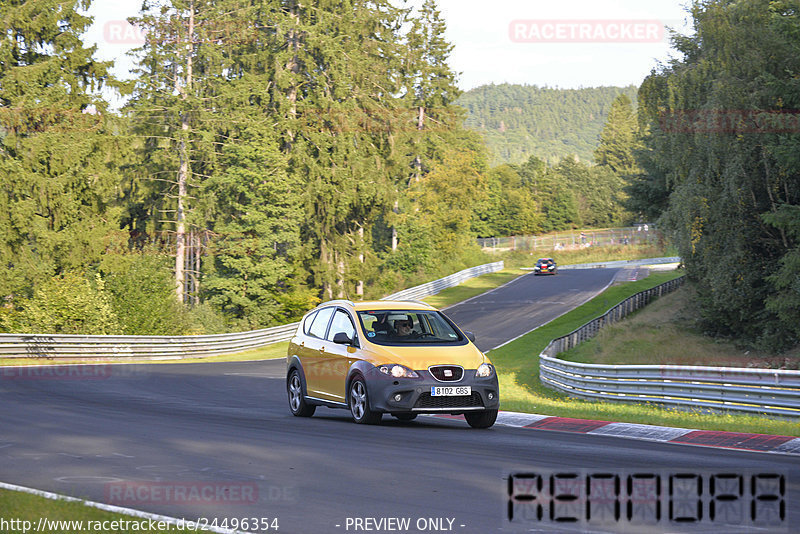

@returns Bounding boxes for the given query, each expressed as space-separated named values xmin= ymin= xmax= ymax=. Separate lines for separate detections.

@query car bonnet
xmin=361 ymin=342 xmax=487 ymax=371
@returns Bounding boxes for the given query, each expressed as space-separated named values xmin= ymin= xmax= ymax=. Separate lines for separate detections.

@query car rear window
xmin=356 ymin=310 xmax=466 ymax=346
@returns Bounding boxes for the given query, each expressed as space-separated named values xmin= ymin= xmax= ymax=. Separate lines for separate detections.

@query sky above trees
xmin=83 ymin=0 xmax=695 ymax=97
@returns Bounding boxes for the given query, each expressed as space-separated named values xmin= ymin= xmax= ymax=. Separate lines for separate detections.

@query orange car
xmin=286 ymin=300 xmax=499 ymax=428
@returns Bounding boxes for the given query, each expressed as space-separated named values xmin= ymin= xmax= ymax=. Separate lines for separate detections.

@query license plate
xmin=431 ymin=386 xmax=471 ymax=397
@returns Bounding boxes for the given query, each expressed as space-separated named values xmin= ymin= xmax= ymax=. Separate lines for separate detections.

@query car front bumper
xmin=363 ymin=367 xmax=500 ymax=415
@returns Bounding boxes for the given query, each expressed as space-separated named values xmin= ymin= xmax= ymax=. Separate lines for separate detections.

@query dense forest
xmin=12 ymin=0 xmax=797 ymax=354
xmin=456 ymin=84 xmax=639 ymax=165
xmin=629 ymin=0 xmax=800 ymax=351
xmin=0 ymin=0 xmax=635 ymax=336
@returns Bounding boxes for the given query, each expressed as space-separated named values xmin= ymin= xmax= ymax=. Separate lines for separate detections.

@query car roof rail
xmin=398 ymin=300 xmax=435 ymax=308
xmin=320 ymin=299 xmax=355 ymax=308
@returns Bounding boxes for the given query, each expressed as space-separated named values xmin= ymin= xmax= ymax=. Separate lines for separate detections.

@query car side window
xmin=327 ymin=309 xmax=356 ymax=343
xmin=302 ymin=310 xmax=318 ymax=335
xmin=308 ymin=307 xmax=334 ymax=339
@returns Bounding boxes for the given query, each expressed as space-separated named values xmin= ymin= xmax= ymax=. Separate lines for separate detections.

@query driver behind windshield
xmin=391 ymin=316 xmax=419 ymax=338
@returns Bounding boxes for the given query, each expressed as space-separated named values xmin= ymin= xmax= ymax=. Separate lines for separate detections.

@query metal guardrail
xmin=0 ymin=323 xmax=300 ymax=360
xmin=0 ymin=261 xmax=504 ymax=360
xmin=556 ymin=257 xmax=681 ymax=270
xmin=539 ymin=276 xmax=800 ymax=418
xmin=382 ymin=261 xmax=504 ymax=301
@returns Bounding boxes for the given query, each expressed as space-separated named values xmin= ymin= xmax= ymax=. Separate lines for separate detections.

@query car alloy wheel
xmin=287 ymin=370 xmax=315 ymax=417
xmin=349 ymin=377 xmax=381 ymax=424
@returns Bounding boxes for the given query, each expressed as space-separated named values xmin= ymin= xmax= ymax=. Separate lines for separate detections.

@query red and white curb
xmin=435 ymin=411 xmax=800 ymax=456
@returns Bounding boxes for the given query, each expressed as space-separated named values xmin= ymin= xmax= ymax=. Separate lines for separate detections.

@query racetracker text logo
xmin=509 ymin=20 xmax=665 ymax=43
xmin=659 ymin=109 xmax=800 ymax=134
xmin=105 ymin=481 xmax=259 ymax=506
xmin=0 ymin=365 xmax=112 ymax=380
xmin=103 ymin=21 xmax=148 ymax=45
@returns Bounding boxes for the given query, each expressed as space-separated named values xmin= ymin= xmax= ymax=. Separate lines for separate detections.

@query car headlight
xmin=475 ymin=363 xmax=494 ymax=378
xmin=378 ymin=364 xmax=419 ymax=378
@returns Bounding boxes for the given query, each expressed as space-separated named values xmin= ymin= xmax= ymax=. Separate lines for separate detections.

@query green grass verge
xmin=562 ymin=285 xmax=800 ymax=368
xmin=490 ymin=270 xmax=800 ymax=437
xmin=0 ymin=489 xmax=191 ymax=533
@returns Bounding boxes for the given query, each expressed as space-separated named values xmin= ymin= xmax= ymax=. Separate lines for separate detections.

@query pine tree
xmin=633 ymin=0 xmax=800 ymax=349
xmin=390 ymin=0 xmax=478 ymax=260
xmin=126 ymin=0 xmax=304 ymax=324
xmin=126 ymin=0 xmax=210 ymax=304
xmin=403 ymin=0 xmax=461 ymax=181
xmin=265 ymin=0 xmax=406 ymax=299
xmin=594 ymin=94 xmax=640 ymax=175
xmin=0 ymin=0 xmax=120 ymax=301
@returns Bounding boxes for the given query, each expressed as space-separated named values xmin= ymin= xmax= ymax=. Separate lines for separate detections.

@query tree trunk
xmin=335 ymin=249 xmax=345 ymax=299
xmin=320 ymin=238 xmax=332 ymax=300
xmin=285 ymin=0 xmax=300 ymax=149
xmin=175 ymin=1 xmax=194 ymax=304
xmin=412 ymin=105 xmax=425 ymax=183
xmin=356 ymin=225 xmax=364 ymax=297
xmin=391 ymin=199 xmax=398 ymax=251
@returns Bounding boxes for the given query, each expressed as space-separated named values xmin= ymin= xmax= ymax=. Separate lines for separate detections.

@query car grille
xmin=414 ymin=392 xmax=484 ymax=409
xmin=428 ymin=365 xmax=464 ymax=382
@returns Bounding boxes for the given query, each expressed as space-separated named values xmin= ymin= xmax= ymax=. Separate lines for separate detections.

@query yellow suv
xmin=286 ymin=300 xmax=499 ymax=428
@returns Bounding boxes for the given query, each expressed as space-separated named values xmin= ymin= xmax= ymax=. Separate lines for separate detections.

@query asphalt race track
xmin=444 ymin=268 xmax=619 ymax=351
xmin=1 ymin=269 xmax=798 ymax=534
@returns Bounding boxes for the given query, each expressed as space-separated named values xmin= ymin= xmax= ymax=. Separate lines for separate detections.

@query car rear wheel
xmin=465 ymin=409 xmax=497 ymax=429
xmin=287 ymin=370 xmax=315 ymax=417
xmin=349 ymin=377 xmax=381 ymax=425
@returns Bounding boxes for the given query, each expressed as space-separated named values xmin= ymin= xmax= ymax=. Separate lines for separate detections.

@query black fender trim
xmin=345 ymin=360 xmax=378 ymax=405
xmin=287 ymin=356 xmax=310 ymax=398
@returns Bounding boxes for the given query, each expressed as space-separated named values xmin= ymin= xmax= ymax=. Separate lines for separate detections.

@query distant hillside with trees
xmin=456 ymin=84 xmax=638 ymax=165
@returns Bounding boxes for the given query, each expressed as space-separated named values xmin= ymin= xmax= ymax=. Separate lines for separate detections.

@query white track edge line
xmin=0 ymin=481 xmax=247 ymax=534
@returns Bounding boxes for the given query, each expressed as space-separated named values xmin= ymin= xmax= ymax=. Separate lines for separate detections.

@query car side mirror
xmin=464 ymin=331 xmax=476 ymax=343
xmin=333 ymin=332 xmax=354 ymax=345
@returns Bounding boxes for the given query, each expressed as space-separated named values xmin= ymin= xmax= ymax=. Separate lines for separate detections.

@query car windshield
xmin=357 ymin=310 xmax=465 ymax=345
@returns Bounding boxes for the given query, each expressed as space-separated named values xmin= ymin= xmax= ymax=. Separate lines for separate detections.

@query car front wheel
xmin=287 ymin=370 xmax=315 ymax=417
xmin=349 ymin=377 xmax=381 ymax=425
xmin=465 ymin=409 xmax=498 ymax=429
